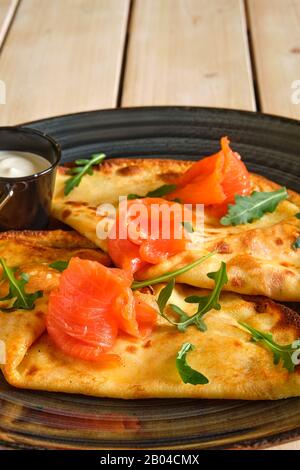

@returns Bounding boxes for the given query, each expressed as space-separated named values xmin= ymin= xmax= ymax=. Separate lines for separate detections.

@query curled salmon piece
xmin=169 ymin=137 xmax=251 ymax=210
xmin=108 ymin=198 xmax=189 ymax=274
xmin=47 ymin=257 xmax=157 ymax=362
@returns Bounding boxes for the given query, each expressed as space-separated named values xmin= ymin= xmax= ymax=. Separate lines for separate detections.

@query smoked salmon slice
xmin=169 ymin=137 xmax=251 ymax=207
xmin=47 ymin=257 xmax=157 ymax=362
xmin=108 ymin=198 xmax=189 ymax=273
xmin=46 ymin=317 xmax=120 ymax=363
xmin=107 ymin=215 xmax=148 ymax=274
xmin=219 ymin=136 xmax=251 ymax=203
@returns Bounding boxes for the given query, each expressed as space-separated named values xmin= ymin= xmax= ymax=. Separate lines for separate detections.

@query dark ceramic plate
xmin=0 ymin=107 xmax=300 ymax=450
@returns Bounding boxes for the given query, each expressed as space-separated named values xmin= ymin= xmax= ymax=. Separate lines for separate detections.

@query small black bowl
xmin=0 ymin=126 xmax=61 ymax=230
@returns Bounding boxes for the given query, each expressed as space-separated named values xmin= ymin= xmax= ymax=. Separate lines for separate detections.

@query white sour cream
xmin=0 ymin=151 xmax=51 ymax=178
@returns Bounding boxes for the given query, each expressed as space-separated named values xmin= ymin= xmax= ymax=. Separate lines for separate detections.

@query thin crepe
xmin=1 ymin=259 xmax=300 ymax=399
xmin=52 ymin=158 xmax=300 ymax=301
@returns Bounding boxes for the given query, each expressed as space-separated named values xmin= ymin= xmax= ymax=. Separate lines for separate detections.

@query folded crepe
xmin=52 ymin=158 xmax=300 ymax=301
xmin=1 ymin=230 xmax=300 ymax=400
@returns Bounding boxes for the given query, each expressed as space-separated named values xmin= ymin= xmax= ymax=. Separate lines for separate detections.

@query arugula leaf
xmin=175 ymin=262 xmax=227 ymax=331
xmin=0 ymin=297 xmax=18 ymax=309
xmin=220 ymin=188 xmax=288 ymax=226
xmin=127 ymin=184 xmax=177 ymax=200
xmin=170 ymin=301 xmax=208 ymax=332
xmin=0 ymin=259 xmax=43 ymax=311
xmin=292 ymin=236 xmax=300 ymax=249
xmin=176 ymin=343 xmax=209 ymax=385
xmin=131 ymin=251 xmax=215 ymax=290
xmin=156 ymin=262 xmax=228 ymax=333
xmin=127 ymin=193 xmax=141 ymax=200
xmin=156 ymin=279 xmax=192 ymax=332
xmin=171 ymin=198 xmax=182 ymax=204
xmin=66 ymin=166 xmax=93 ymax=175
xmin=296 ymin=213 xmax=300 ymax=219
xmin=168 ymin=304 xmax=190 ymax=328
xmin=157 ymin=279 xmax=175 ymax=313
xmin=64 ymin=153 xmax=106 ymax=196
xmin=239 ymin=321 xmax=300 ymax=373
xmin=49 ymin=260 xmax=69 ymax=272
xmin=182 ymin=221 xmax=194 ymax=233
xmin=74 ymin=159 xmax=93 ymax=165
xmin=146 ymin=184 xmax=177 ymax=198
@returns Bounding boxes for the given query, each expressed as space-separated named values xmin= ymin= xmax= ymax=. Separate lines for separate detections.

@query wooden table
xmin=0 ymin=0 xmax=299 ymax=450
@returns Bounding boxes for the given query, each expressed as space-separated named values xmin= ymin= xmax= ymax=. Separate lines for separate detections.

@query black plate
xmin=0 ymin=107 xmax=299 ymax=450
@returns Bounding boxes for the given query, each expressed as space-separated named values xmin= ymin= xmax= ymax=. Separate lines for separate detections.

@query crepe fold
xmin=52 ymin=158 xmax=300 ymax=301
xmin=2 ymin=286 xmax=300 ymax=400
xmin=1 ymin=231 xmax=300 ymax=400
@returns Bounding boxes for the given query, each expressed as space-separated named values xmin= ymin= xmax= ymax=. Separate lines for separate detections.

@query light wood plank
xmin=0 ymin=0 xmax=130 ymax=125
xmin=122 ymin=0 xmax=255 ymax=110
xmin=270 ymin=440 xmax=300 ymax=450
xmin=248 ymin=0 xmax=300 ymax=119
xmin=0 ymin=0 xmax=19 ymax=48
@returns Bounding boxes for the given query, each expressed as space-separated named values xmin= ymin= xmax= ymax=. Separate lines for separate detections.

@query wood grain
xmin=269 ymin=440 xmax=300 ymax=450
xmin=0 ymin=0 xmax=19 ymax=48
xmin=122 ymin=0 xmax=255 ymax=110
xmin=0 ymin=0 xmax=130 ymax=125
xmin=248 ymin=0 xmax=300 ymax=119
